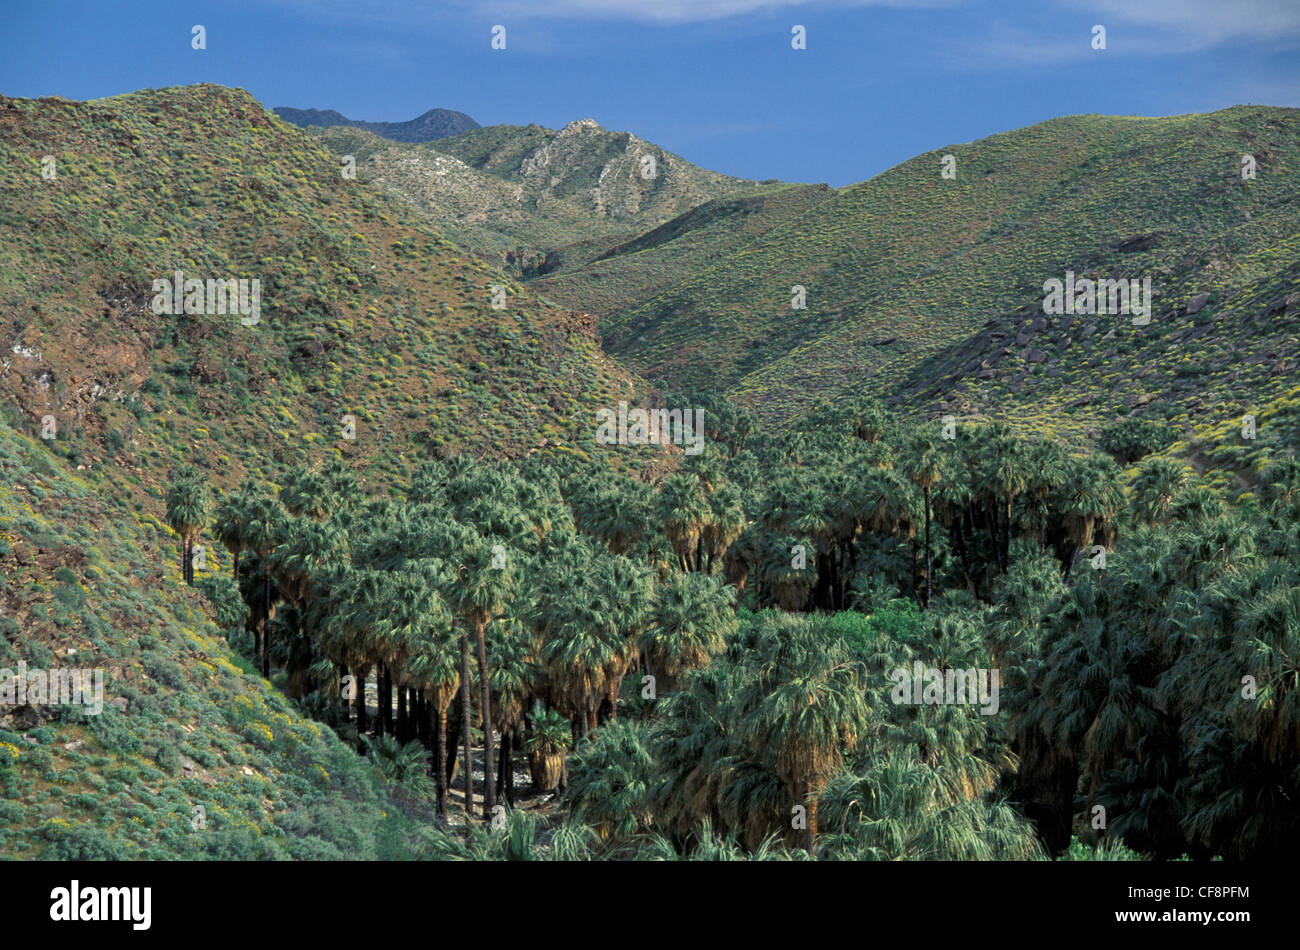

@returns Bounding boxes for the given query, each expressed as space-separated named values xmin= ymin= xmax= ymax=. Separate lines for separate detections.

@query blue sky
xmin=2 ymin=0 xmax=1297 ymax=186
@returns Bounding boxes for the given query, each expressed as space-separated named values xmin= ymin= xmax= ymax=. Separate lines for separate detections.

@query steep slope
xmin=304 ymin=119 xmax=765 ymax=275
xmin=435 ymin=119 xmax=757 ymax=226
xmin=307 ymin=125 xmax=622 ymax=274
xmin=597 ymin=106 xmax=1300 ymax=438
xmin=0 ymin=85 xmax=688 ymax=859
xmin=0 ymin=412 xmax=430 ymax=858
xmin=0 ymin=85 xmax=642 ymax=508
xmin=273 ymin=106 xmax=479 ymax=142
xmin=383 ymin=119 xmax=764 ymax=272
xmin=534 ymin=182 xmax=835 ymax=334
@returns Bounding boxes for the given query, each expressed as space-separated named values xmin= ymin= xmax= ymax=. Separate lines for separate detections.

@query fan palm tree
xmin=702 ymin=482 xmax=747 ymax=574
xmin=1259 ymin=455 xmax=1300 ymax=508
xmin=278 ymin=466 xmax=333 ymax=520
xmin=443 ymin=525 xmax=518 ymax=819
xmin=1058 ymin=455 xmax=1123 ymax=579
xmin=1036 ymin=579 xmax=1163 ymax=825
xmin=817 ymin=743 xmax=1044 ymax=860
xmin=602 ymin=555 xmax=656 ymax=720
xmin=1130 ymin=457 xmax=1190 ymax=526
xmin=738 ymin=613 xmax=872 ymax=853
xmin=980 ymin=424 xmax=1030 ymax=574
xmin=374 ymin=561 xmax=455 ymax=813
xmin=569 ymin=473 xmax=656 ymax=556
xmin=563 ymin=718 xmax=657 ymax=842
xmin=534 ymin=566 xmax=622 ymax=738
xmin=641 ymin=573 xmax=738 ymax=692
xmin=486 ymin=616 xmax=538 ymax=804
xmin=213 ymin=480 xmax=260 ymax=580
xmin=165 ymin=468 xmax=211 ymax=586
xmin=1025 ymin=440 xmax=1071 ymax=549
xmin=242 ymin=492 xmax=288 ymax=677
xmin=902 ymin=430 xmax=943 ymax=607
xmin=313 ymin=565 xmax=381 ymax=736
xmin=659 ymin=472 xmax=712 ymax=572
xmin=319 ymin=456 xmax=360 ymax=511
xmin=267 ymin=516 xmax=348 ymax=609
xmin=845 ymin=395 xmax=889 ymax=443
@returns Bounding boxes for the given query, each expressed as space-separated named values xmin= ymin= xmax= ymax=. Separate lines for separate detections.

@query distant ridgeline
xmin=272 ymin=106 xmax=480 ymax=143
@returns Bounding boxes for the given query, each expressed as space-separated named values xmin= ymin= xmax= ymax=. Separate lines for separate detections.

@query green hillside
xmin=0 ymin=84 xmax=645 ymax=502
xmin=0 ymin=412 xmax=433 ymax=859
xmin=0 ymin=83 xmax=675 ymax=859
xmin=535 ymin=182 xmax=835 ymax=330
xmin=593 ymin=107 xmax=1300 ymax=441
xmin=4 ymin=84 xmax=1300 ymax=865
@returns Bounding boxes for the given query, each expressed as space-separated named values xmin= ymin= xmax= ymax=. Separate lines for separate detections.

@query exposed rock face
xmin=559 ymin=310 xmax=599 ymax=339
xmin=559 ymin=118 xmax=601 ymax=136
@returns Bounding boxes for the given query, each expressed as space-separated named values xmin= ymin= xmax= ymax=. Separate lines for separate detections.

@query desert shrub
xmin=87 ymin=707 xmax=143 ymax=756
xmin=40 ymin=822 xmax=131 ymax=860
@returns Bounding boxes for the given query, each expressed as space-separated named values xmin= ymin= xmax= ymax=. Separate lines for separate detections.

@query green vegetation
xmin=577 ymin=107 xmax=1299 ymax=454
xmin=0 ymin=84 xmax=644 ymax=511
xmin=3 ymin=86 xmax=1297 ymax=863
xmin=0 ymin=414 xmax=430 ymax=859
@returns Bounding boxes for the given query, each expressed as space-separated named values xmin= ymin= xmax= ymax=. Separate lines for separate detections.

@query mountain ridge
xmin=273 ymin=105 xmax=480 ymax=142
xmin=578 ymin=104 xmax=1300 ymax=446
xmin=304 ymin=116 xmax=766 ymax=275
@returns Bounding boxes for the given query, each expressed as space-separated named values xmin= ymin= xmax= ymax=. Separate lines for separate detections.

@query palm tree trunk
xmin=385 ymin=668 xmax=394 ymax=736
xmin=796 ymin=779 xmax=818 ymax=854
xmin=435 ymin=705 xmax=449 ymax=816
xmin=497 ymin=726 xmax=513 ymax=807
xmin=474 ymin=621 xmax=496 ymax=819
xmin=1003 ymin=496 xmax=1013 ymax=572
xmin=989 ymin=505 xmax=1005 ymax=575
xmin=396 ymin=683 xmax=408 ymax=743
xmin=380 ymin=674 xmax=390 ymax=737
xmin=606 ymin=674 xmax=621 ymax=722
xmin=910 ymin=539 xmax=919 ymax=602
xmin=232 ymin=550 xmax=240 ymax=580
xmin=459 ymin=634 xmax=474 ymax=818
xmin=353 ymin=666 xmax=367 ymax=742
xmin=262 ymin=569 xmax=271 ymax=677
xmin=953 ymin=515 xmax=974 ymax=595
xmin=182 ymin=538 xmax=190 ymax=586
xmin=923 ymin=486 xmax=932 ymax=608
xmin=1085 ymin=769 xmax=1101 ymax=839
xmin=446 ymin=693 xmax=461 ymax=788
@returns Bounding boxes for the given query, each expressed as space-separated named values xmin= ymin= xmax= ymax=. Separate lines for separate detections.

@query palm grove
xmin=166 ymin=393 xmax=1300 ymax=860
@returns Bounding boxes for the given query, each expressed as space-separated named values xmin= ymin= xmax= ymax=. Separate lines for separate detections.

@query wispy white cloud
xmin=473 ymin=0 xmax=958 ymax=24
xmin=1068 ymin=0 xmax=1300 ymax=50
xmin=268 ymin=0 xmax=959 ymax=27
xmin=936 ymin=1 xmax=1300 ymax=71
